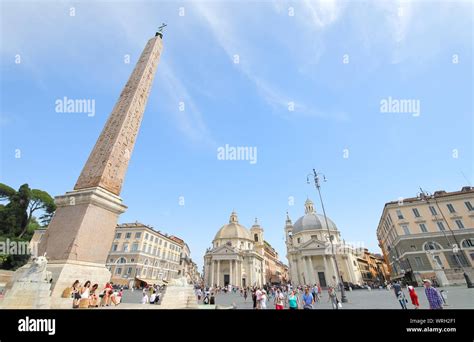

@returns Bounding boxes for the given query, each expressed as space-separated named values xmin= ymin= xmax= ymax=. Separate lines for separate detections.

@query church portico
xmin=285 ymin=199 xmax=363 ymax=288
xmin=204 ymin=212 xmax=266 ymax=288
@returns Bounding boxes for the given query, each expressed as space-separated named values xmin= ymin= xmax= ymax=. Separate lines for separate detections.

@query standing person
xmin=302 ymin=287 xmax=314 ymax=310
xmin=407 ymin=285 xmax=420 ymax=309
xmin=423 ymin=279 xmax=444 ymax=310
xmin=288 ymin=290 xmax=299 ymax=310
xmin=260 ymin=290 xmax=268 ymax=309
xmin=252 ymin=289 xmax=257 ymax=309
xmin=196 ymin=288 xmax=202 ymax=301
xmin=141 ymin=292 xmax=149 ymax=304
xmin=274 ymin=289 xmax=285 ymax=310
xmin=244 ymin=288 xmax=248 ymax=301
xmin=313 ymin=284 xmax=320 ymax=303
xmin=393 ymin=282 xmax=407 ymax=309
xmin=256 ymin=288 xmax=262 ymax=309
xmin=328 ymin=286 xmax=339 ymax=309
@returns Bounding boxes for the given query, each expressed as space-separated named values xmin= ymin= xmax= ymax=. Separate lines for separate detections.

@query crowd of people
xmin=194 ymin=278 xmax=449 ymax=310
xmin=194 ymin=283 xmax=344 ymax=310
xmin=140 ymin=284 xmax=165 ymax=304
xmin=64 ymin=280 xmax=123 ymax=308
xmin=392 ymin=279 xmax=447 ymax=310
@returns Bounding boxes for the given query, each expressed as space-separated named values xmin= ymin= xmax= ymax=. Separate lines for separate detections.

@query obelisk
xmin=37 ymin=32 xmax=164 ymax=305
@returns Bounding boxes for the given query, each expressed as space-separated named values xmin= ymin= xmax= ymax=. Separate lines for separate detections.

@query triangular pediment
xmin=211 ymin=244 xmax=237 ymax=255
xmin=299 ymin=238 xmax=328 ymax=250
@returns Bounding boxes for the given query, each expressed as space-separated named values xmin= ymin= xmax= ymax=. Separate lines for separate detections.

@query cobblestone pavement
xmin=211 ymin=286 xmax=474 ymax=309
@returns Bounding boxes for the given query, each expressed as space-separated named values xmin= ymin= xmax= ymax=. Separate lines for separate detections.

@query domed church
xmin=204 ymin=211 xmax=266 ymax=287
xmin=285 ymin=199 xmax=363 ymax=287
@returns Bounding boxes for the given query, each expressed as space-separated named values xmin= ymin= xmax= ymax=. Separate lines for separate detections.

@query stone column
xmin=323 ymin=255 xmax=329 ymax=287
xmin=309 ymin=256 xmax=315 ymax=285
xmin=304 ymin=256 xmax=311 ymax=285
xmin=240 ymin=261 xmax=243 ymax=287
xmin=216 ymin=260 xmax=221 ymax=286
xmin=248 ymin=259 xmax=253 ymax=286
xmin=261 ymin=260 xmax=264 ymax=286
xmin=229 ymin=260 xmax=233 ymax=285
xmin=211 ymin=260 xmax=215 ymax=286
xmin=344 ymin=256 xmax=354 ymax=283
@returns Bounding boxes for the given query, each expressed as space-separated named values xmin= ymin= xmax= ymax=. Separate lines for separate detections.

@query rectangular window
xmin=164 ymin=242 xmax=168 ymax=248
xmin=429 ymin=206 xmax=437 ymax=216
xmin=115 ymin=233 xmax=121 ymax=239
xmin=419 ymin=223 xmax=428 ymax=233
xmin=125 ymin=232 xmax=131 ymax=239
xmin=153 ymin=247 xmax=157 ymax=255
xmin=436 ymin=221 xmax=445 ymax=231
xmin=115 ymin=267 xmax=122 ymax=275
xmin=396 ymin=209 xmax=404 ymax=220
xmin=402 ymin=225 xmax=410 ymax=235
xmin=446 ymin=204 xmax=455 ymax=213
xmin=135 ymin=232 xmax=141 ymax=239
xmin=131 ymin=243 xmax=138 ymax=252
xmin=414 ymin=257 xmax=423 ymax=267
xmin=412 ymin=208 xmax=421 ymax=218
xmin=123 ymin=243 xmax=129 ymax=252
xmin=455 ymin=220 xmax=464 ymax=229
xmin=145 ymin=233 xmax=149 ymax=240
xmin=465 ymin=201 xmax=474 ymax=211
xmin=112 ymin=244 xmax=118 ymax=252
xmin=127 ymin=267 xmax=132 ymax=275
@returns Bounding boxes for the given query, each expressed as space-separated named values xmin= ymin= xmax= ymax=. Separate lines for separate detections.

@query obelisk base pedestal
xmin=48 ymin=260 xmax=112 ymax=308
xmin=36 ymin=186 xmax=127 ymax=308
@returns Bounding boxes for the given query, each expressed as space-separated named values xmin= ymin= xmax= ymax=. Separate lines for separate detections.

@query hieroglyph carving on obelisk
xmin=74 ymin=36 xmax=163 ymax=196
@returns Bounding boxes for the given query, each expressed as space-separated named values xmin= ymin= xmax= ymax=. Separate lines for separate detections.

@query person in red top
xmin=407 ymin=285 xmax=420 ymax=309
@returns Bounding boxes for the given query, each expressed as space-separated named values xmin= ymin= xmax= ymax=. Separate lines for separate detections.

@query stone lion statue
xmin=16 ymin=255 xmax=52 ymax=283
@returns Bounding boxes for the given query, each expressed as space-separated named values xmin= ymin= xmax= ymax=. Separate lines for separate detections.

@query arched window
xmin=423 ymin=241 xmax=442 ymax=251
xmin=461 ymin=239 xmax=474 ymax=248
xmin=254 ymin=234 xmax=258 ymax=242
xmin=116 ymin=257 xmax=127 ymax=264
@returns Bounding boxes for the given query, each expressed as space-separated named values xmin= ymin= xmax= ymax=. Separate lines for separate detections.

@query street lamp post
xmin=307 ymin=169 xmax=348 ymax=303
xmin=418 ymin=188 xmax=473 ymax=288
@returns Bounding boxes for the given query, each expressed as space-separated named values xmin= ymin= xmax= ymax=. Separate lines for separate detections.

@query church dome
xmin=292 ymin=199 xmax=338 ymax=234
xmin=214 ymin=211 xmax=252 ymax=241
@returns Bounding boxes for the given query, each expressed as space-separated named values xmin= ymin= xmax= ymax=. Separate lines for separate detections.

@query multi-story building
xmin=377 ymin=186 xmax=474 ymax=286
xmin=263 ymin=241 xmax=288 ymax=284
xmin=106 ymin=222 xmax=188 ymax=287
xmin=357 ymin=249 xmax=390 ymax=286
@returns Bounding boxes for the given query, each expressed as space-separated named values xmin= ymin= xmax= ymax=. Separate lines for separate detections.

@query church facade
xmin=203 ymin=212 xmax=267 ymax=288
xmin=285 ymin=199 xmax=363 ymax=287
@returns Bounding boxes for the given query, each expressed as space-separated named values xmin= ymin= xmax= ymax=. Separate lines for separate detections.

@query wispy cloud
xmin=158 ymin=61 xmax=217 ymax=147
xmin=193 ymin=1 xmax=347 ymax=121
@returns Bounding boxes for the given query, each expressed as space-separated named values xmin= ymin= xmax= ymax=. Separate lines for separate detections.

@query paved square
xmin=212 ymin=287 xmax=474 ymax=309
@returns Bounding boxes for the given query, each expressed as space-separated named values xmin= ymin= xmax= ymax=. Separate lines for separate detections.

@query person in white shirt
xmin=260 ymin=290 xmax=267 ymax=309
xmin=141 ymin=293 xmax=149 ymax=304
xmin=150 ymin=292 xmax=156 ymax=304
xmin=255 ymin=288 xmax=262 ymax=309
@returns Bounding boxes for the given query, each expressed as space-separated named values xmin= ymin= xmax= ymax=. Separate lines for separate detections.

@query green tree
xmin=0 ymin=183 xmax=56 ymax=270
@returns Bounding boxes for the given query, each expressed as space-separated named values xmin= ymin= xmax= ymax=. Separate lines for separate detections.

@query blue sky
xmin=1 ymin=0 xmax=473 ymax=271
